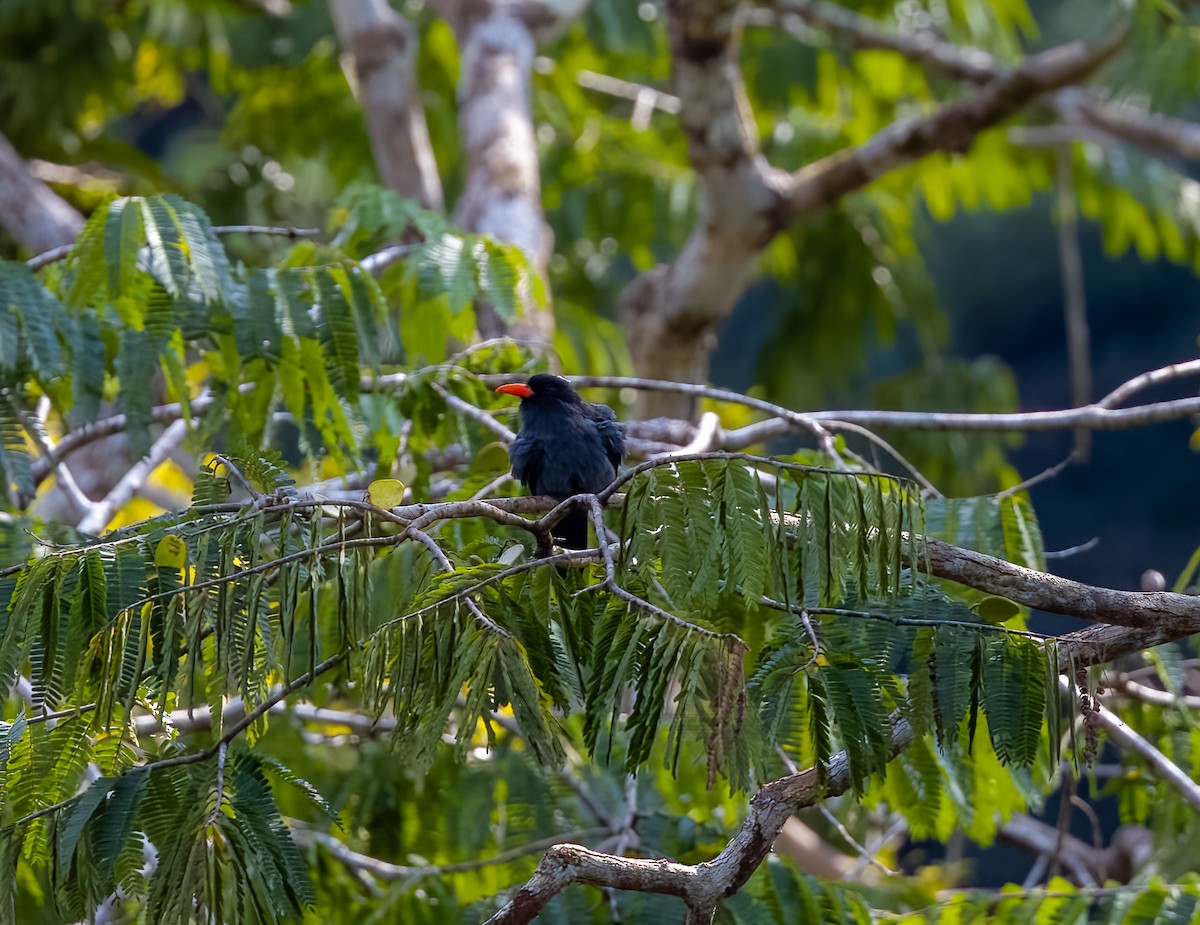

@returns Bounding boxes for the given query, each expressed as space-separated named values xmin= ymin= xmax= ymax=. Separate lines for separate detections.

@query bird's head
xmin=495 ymin=374 xmax=582 ymax=406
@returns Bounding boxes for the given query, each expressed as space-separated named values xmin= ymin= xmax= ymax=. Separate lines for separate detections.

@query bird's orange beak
xmin=495 ymin=383 xmax=534 ymax=398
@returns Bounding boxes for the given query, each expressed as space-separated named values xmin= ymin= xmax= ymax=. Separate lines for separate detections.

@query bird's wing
xmin=586 ymin=403 xmax=627 ymax=472
xmin=507 ymin=432 xmax=541 ymax=491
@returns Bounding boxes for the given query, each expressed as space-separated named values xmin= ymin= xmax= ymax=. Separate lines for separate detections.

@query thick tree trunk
xmin=330 ymin=0 xmax=444 ymax=211
xmin=441 ymin=0 xmax=557 ymax=347
xmin=618 ymin=0 xmax=1127 ymax=420
xmin=0 ymin=132 xmax=84 ymax=253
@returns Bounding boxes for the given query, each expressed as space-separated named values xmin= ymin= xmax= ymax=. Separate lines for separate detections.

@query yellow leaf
xmin=154 ymin=535 xmax=188 ymax=569
xmin=973 ymin=595 xmax=1020 ymax=624
xmin=367 ymin=479 xmax=407 ymax=509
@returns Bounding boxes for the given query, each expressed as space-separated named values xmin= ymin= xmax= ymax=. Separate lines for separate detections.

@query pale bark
xmin=330 ymin=0 xmax=444 ymax=210
xmin=439 ymin=0 xmax=562 ymax=347
xmin=620 ymin=1 xmax=1128 ymax=419
xmin=0 ymin=132 xmax=84 ymax=253
xmin=618 ymin=0 xmax=775 ymax=418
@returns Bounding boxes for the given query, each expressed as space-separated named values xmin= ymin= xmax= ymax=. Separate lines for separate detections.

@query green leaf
xmin=104 ymin=197 xmax=144 ymax=300
xmin=982 ymin=635 xmax=1046 ymax=766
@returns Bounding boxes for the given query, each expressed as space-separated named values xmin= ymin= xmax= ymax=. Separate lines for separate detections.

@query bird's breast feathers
xmin=511 ymin=414 xmax=617 ymax=498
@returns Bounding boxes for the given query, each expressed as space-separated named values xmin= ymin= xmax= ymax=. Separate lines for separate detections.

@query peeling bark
xmin=0 ymin=132 xmax=84 ymax=253
xmin=330 ymin=0 xmax=444 ymax=210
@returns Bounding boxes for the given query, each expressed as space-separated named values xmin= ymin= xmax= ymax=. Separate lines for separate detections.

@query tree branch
xmin=1061 ymin=677 xmax=1200 ymax=815
xmin=481 ymin=597 xmax=1196 ymax=921
xmin=765 ymin=0 xmax=999 ymax=83
xmin=556 ymin=372 xmax=1200 ymax=433
xmin=999 ymin=813 xmax=1142 ymax=886
xmin=1069 ymin=91 xmax=1200 ymax=164
xmin=1105 ymin=676 xmax=1200 ymax=711
xmin=0 ymin=131 xmax=84 ymax=252
xmin=617 ymin=0 xmax=1128 ymax=417
xmin=768 ymin=0 xmax=1200 ymax=169
xmin=1098 ymin=358 xmax=1200 ymax=408
xmin=440 ymin=0 xmax=560 ymax=345
xmin=37 ymin=361 xmax=1198 ymax=492
xmin=485 ymin=716 xmax=913 ymax=924
xmin=295 ymin=823 xmax=619 ymax=883
xmin=780 ymin=21 xmax=1128 ymax=216
xmin=76 ymin=419 xmax=189 ymax=534
xmin=15 ymin=651 xmax=348 ymax=827
xmin=921 ymin=535 xmax=1200 ymax=632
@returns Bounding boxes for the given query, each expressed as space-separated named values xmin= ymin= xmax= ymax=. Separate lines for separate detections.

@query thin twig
xmin=206 ymin=741 xmax=229 ymax=826
xmin=211 ymin=224 xmax=320 ymax=238
xmin=210 ymin=454 xmax=261 ymax=500
xmin=432 ymin=381 xmax=516 ymax=443
xmin=359 ymin=244 xmax=419 ymax=276
xmin=576 ymin=70 xmax=681 ymax=116
xmin=586 ymin=496 xmax=735 ymax=642
xmin=77 ymin=419 xmax=189 ymax=534
xmin=1049 ymin=770 xmax=1074 ymax=880
xmin=808 ymin=399 xmax=1200 ymax=433
xmin=23 ymin=225 xmax=320 ymax=273
xmin=994 ymin=453 xmax=1076 ymax=500
xmin=1056 ymin=146 xmax=1092 ymax=459
xmin=767 ymin=0 xmax=999 ymax=83
xmin=761 ymin=598 xmax=1048 ymax=641
xmin=821 ymin=419 xmax=941 ymax=496
xmin=1098 ymin=358 xmax=1200 ymax=408
xmin=815 ymin=801 xmax=897 ymax=878
xmin=294 ymin=823 xmax=618 ymax=881
xmin=1058 ymin=677 xmax=1200 ymax=814
xmin=1043 ymin=537 xmax=1101 ymax=560
xmin=514 ymin=375 xmax=842 ymax=459
xmin=24 ymin=244 xmax=74 ymax=271
xmin=408 ymin=525 xmax=513 ymax=638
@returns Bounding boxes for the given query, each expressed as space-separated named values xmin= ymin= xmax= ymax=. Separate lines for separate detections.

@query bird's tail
xmin=552 ymin=506 xmax=589 ymax=550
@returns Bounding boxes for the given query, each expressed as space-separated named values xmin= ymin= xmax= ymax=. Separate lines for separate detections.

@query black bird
xmin=495 ymin=374 xmax=626 ymax=549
